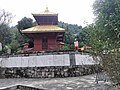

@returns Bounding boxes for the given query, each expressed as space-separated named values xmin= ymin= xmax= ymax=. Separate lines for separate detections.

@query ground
xmin=0 ymin=74 xmax=119 ymax=90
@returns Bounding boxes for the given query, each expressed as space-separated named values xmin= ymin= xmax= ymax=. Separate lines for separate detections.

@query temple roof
xmin=21 ymin=25 xmax=65 ymax=33
xmin=32 ymin=7 xmax=58 ymax=16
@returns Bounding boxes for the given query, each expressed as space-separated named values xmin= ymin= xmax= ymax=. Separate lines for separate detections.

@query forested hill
xmin=58 ymin=21 xmax=82 ymax=34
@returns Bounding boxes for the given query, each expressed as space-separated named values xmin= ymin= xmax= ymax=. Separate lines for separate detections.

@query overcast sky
xmin=0 ymin=0 xmax=95 ymax=27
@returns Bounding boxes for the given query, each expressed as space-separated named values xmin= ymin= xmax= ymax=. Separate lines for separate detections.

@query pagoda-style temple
xmin=21 ymin=7 xmax=65 ymax=52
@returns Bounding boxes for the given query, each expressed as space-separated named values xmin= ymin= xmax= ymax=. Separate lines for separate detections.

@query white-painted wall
xmin=0 ymin=54 xmax=70 ymax=67
xmin=75 ymin=54 xmax=97 ymax=65
xmin=0 ymin=54 xmax=97 ymax=68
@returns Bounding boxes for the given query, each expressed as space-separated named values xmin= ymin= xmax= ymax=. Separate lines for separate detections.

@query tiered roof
xmin=21 ymin=25 xmax=65 ymax=33
xmin=32 ymin=7 xmax=58 ymax=16
xmin=22 ymin=7 xmax=65 ymax=33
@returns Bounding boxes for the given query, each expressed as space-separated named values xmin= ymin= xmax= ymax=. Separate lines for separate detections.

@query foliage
xmin=58 ymin=21 xmax=82 ymax=49
xmin=16 ymin=17 xmax=34 ymax=47
xmin=0 ymin=24 xmax=11 ymax=44
xmin=58 ymin=21 xmax=82 ymax=34
xmin=8 ymin=40 xmax=20 ymax=53
xmin=0 ymin=9 xmax=12 ymax=47
xmin=0 ymin=9 xmax=13 ymax=54
xmin=76 ymin=26 xmax=91 ymax=47
xmin=8 ymin=27 xmax=21 ymax=53
xmin=17 ymin=17 xmax=33 ymax=30
xmin=11 ymin=27 xmax=29 ymax=45
xmin=62 ymin=44 xmax=70 ymax=50
xmin=93 ymin=0 xmax=120 ymax=49
xmin=91 ymin=0 xmax=120 ymax=85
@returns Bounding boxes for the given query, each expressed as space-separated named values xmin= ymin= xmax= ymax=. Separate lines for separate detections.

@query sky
xmin=0 ymin=0 xmax=95 ymax=27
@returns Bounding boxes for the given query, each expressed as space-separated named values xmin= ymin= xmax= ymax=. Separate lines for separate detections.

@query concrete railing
xmin=0 ymin=54 xmax=97 ymax=68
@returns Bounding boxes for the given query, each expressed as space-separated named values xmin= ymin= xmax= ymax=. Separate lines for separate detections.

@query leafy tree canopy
xmin=92 ymin=0 xmax=120 ymax=85
xmin=0 ymin=9 xmax=12 ymax=46
xmin=58 ymin=21 xmax=82 ymax=49
xmin=17 ymin=17 xmax=34 ymax=30
xmin=93 ymin=0 xmax=120 ymax=50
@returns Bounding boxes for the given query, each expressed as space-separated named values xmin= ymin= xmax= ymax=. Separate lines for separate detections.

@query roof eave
xmin=22 ymin=31 xmax=65 ymax=33
xmin=32 ymin=13 xmax=58 ymax=16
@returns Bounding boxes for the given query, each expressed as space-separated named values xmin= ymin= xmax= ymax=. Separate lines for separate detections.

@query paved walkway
xmin=0 ymin=74 xmax=118 ymax=90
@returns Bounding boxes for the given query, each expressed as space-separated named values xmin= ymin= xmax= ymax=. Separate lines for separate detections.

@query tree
xmin=17 ymin=17 xmax=33 ymax=30
xmin=58 ymin=21 xmax=82 ymax=34
xmin=8 ymin=27 xmax=21 ymax=53
xmin=16 ymin=17 xmax=34 ymax=45
xmin=92 ymin=0 xmax=120 ymax=85
xmin=58 ymin=22 xmax=82 ymax=50
xmin=76 ymin=26 xmax=91 ymax=47
xmin=64 ymin=31 xmax=74 ymax=49
xmin=0 ymin=9 xmax=12 ymax=47
xmin=93 ymin=0 xmax=120 ymax=49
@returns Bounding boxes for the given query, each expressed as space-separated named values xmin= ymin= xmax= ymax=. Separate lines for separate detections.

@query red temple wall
xmin=27 ymin=33 xmax=63 ymax=51
xmin=48 ymin=37 xmax=57 ymax=50
xmin=34 ymin=38 xmax=42 ymax=51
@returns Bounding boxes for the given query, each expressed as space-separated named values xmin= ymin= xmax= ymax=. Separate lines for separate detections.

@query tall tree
xmin=92 ymin=0 xmax=120 ymax=85
xmin=17 ymin=17 xmax=33 ymax=30
xmin=0 ymin=9 xmax=12 ymax=46
xmin=8 ymin=27 xmax=21 ymax=53
xmin=76 ymin=26 xmax=91 ymax=47
xmin=16 ymin=17 xmax=34 ymax=45
xmin=93 ymin=0 xmax=120 ymax=49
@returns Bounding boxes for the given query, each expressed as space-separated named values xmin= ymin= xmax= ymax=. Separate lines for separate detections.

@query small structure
xmin=21 ymin=7 xmax=65 ymax=52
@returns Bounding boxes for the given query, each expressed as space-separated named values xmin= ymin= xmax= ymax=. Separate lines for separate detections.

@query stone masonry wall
xmin=0 ymin=65 xmax=96 ymax=78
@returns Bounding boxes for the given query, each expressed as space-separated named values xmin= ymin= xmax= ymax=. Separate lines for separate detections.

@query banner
xmin=74 ymin=41 xmax=78 ymax=50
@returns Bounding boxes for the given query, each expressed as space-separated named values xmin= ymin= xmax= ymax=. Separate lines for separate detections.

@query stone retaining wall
xmin=0 ymin=65 xmax=96 ymax=78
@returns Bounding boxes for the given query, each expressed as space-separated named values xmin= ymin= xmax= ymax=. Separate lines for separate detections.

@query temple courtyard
xmin=0 ymin=74 xmax=119 ymax=90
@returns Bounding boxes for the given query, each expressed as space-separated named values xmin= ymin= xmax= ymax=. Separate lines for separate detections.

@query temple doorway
xmin=42 ymin=37 xmax=48 ymax=50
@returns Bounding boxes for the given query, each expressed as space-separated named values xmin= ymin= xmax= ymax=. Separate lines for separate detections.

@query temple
xmin=21 ymin=7 xmax=65 ymax=52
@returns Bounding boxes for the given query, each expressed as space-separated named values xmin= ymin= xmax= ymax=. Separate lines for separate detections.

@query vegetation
xmin=16 ymin=17 xmax=36 ymax=45
xmin=8 ymin=27 xmax=21 ymax=53
xmin=90 ymin=0 xmax=120 ymax=85
xmin=17 ymin=17 xmax=34 ymax=30
xmin=0 ymin=15 xmax=35 ymax=54
xmin=58 ymin=21 xmax=82 ymax=49
xmin=0 ymin=0 xmax=120 ymax=85
xmin=0 ymin=9 xmax=13 ymax=54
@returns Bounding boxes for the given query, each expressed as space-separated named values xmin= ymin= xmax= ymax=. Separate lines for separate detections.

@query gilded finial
xmin=45 ymin=6 xmax=49 ymax=12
